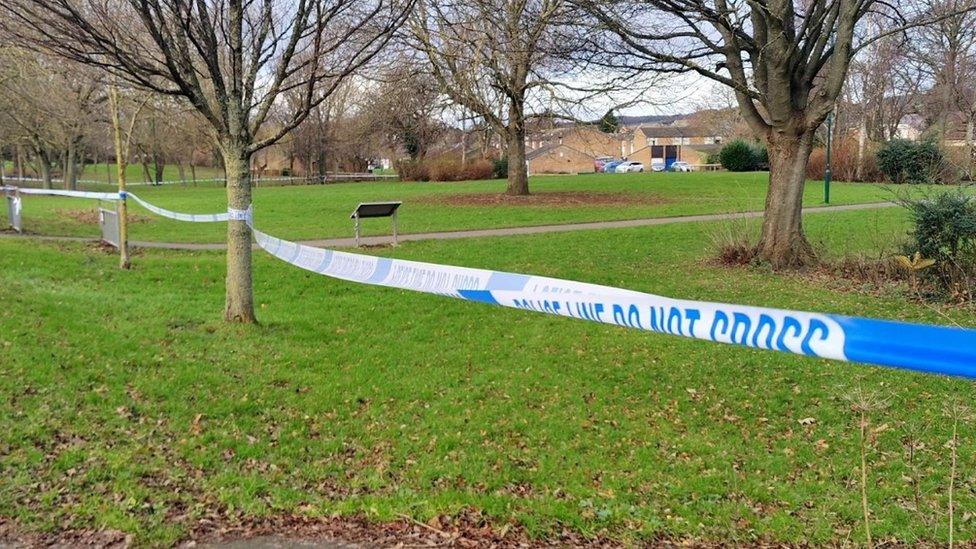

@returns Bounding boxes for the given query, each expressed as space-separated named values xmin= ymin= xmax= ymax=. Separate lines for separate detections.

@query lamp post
xmin=824 ymin=111 xmax=833 ymax=204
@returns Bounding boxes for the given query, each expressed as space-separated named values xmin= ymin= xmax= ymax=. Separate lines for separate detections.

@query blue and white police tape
xmin=126 ymin=192 xmax=231 ymax=222
xmin=250 ymin=226 xmax=976 ymax=379
xmin=1 ymin=186 xmax=121 ymax=201
xmin=12 ymin=187 xmax=976 ymax=378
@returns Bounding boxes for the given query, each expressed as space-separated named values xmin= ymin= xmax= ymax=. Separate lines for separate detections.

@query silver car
xmin=615 ymin=161 xmax=645 ymax=173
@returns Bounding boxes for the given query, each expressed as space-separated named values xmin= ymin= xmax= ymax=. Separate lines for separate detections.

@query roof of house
xmin=639 ymin=126 xmax=716 ymax=138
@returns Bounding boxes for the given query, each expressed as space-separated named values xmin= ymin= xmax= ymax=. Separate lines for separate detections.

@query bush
xmin=396 ymin=157 xmax=496 ymax=182
xmin=427 ymin=158 xmax=465 ymax=181
xmin=876 ymin=139 xmax=945 ymax=184
xmin=805 ymin=138 xmax=884 ymax=182
xmin=719 ymin=139 xmax=763 ymax=171
xmin=395 ymin=159 xmax=430 ymax=181
xmin=463 ymin=159 xmax=494 ymax=181
xmin=492 ymin=157 xmax=509 ymax=179
xmin=900 ymin=190 xmax=976 ymax=301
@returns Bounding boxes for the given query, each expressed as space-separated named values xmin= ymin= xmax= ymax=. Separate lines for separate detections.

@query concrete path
xmin=2 ymin=201 xmax=896 ymax=251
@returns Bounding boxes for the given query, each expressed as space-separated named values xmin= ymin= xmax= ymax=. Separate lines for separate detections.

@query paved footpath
xmin=2 ymin=201 xmax=896 ymax=251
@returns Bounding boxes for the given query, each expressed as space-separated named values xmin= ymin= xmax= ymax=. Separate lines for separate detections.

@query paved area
xmin=2 ymin=201 xmax=897 ymax=251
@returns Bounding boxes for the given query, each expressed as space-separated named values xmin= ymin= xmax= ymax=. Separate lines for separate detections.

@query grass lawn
xmin=3 ymin=171 xmax=959 ymax=244
xmin=3 ymin=162 xmax=225 ymax=186
xmin=1 ymin=205 xmax=974 ymax=545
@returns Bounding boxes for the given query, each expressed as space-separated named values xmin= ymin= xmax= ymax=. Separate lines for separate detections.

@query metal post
xmin=354 ymin=213 xmax=360 ymax=247
xmin=824 ymin=111 xmax=833 ymax=204
xmin=392 ymin=209 xmax=398 ymax=247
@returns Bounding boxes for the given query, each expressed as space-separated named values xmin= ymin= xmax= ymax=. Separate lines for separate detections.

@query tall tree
xmin=578 ymin=0 xmax=971 ymax=267
xmin=2 ymin=0 xmax=411 ymax=321
xmin=410 ymin=0 xmax=566 ymax=195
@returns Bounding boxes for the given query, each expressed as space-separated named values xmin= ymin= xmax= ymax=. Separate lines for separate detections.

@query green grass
xmin=1 ymin=205 xmax=974 ymax=545
xmin=3 ymin=161 xmax=224 ymax=185
xmin=4 ymin=171 xmax=957 ymax=244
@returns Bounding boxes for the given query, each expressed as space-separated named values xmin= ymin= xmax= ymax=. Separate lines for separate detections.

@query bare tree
xmin=2 ymin=0 xmax=411 ymax=321
xmin=0 ymin=49 xmax=100 ymax=189
xmin=410 ymin=0 xmax=568 ymax=195
xmin=577 ymin=0 xmax=972 ymax=267
xmin=913 ymin=0 xmax=976 ymax=176
xmin=366 ymin=62 xmax=447 ymax=161
xmin=108 ymin=82 xmax=149 ymax=268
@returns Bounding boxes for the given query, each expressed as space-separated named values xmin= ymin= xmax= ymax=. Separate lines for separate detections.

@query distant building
xmin=622 ymin=126 xmax=724 ymax=169
xmin=524 ymin=126 xmax=621 ymax=174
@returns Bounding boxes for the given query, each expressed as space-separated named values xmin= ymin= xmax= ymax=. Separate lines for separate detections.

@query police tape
xmin=7 ymin=186 xmax=976 ymax=378
xmin=1 ymin=186 xmax=121 ymax=201
xmin=127 ymin=193 xmax=231 ymax=222
xmin=250 ymin=227 xmax=976 ymax=378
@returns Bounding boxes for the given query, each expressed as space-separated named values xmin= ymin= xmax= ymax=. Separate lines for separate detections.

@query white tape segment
xmin=2 ymin=186 xmax=120 ymax=201
xmin=127 ymin=193 xmax=231 ymax=222
xmin=7 ymin=186 xmax=976 ymax=378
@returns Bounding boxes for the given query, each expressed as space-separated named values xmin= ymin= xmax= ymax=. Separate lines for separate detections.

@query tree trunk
xmin=153 ymin=155 xmax=163 ymax=185
xmin=64 ymin=140 xmax=78 ymax=190
xmin=221 ymin=142 xmax=256 ymax=323
xmin=505 ymin=128 xmax=528 ymax=196
xmin=966 ymin=117 xmax=975 ymax=181
xmin=756 ymin=129 xmax=818 ymax=268
xmin=16 ymin=145 xmax=25 ymax=180
xmin=856 ymin=115 xmax=867 ymax=181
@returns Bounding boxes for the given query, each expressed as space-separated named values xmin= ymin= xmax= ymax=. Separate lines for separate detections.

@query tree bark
xmin=966 ymin=117 xmax=975 ymax=181
xmin=756 ymin=129 xmax=818 ymax=268
xmin=221 ymin=142 xmax=256 ymax=323
xmin=504 ymin=96 xmax=529 ymax=195
xmin=64 ymin=139 xmax=78 ymax=190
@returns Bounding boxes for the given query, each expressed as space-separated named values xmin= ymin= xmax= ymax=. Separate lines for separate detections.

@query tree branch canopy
xmin=1 ymin=0 xmax=413 ymax=153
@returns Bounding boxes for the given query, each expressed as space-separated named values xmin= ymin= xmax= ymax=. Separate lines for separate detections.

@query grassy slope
xmin=2 ymin=171 xmax=944 ymax=243
xmin=1 ymin=206 xmax=973 ymax=545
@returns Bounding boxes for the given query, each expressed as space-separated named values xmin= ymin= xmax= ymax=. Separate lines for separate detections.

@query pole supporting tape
xmin=9 ymin=186 xmax=976 ymax=378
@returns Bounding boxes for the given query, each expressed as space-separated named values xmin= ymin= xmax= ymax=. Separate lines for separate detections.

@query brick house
xmin=623 ymin=126 xmax=723 ymax=169
xmin=524 ymin=126 xmax=622 ymax=174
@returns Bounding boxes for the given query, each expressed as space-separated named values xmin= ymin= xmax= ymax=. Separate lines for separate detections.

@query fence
xmin=2 ymin=184 xmax=976 ymax=379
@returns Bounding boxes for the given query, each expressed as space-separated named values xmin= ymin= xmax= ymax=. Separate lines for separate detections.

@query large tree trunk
xmin=221 ymin=142 xmax=256 ymax=323
xmin=505 ymin=130 xmax=528 ymax=195
xmin=756 ymin=129 xmax=818 ymax=268
xmin=505 ymin=97 xmax=529 ymax=195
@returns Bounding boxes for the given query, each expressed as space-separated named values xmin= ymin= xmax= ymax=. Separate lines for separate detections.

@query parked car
xmin=670 ymin=161 xmax=693 ymax=172
xmin=594 ymin=156 xmax=614 ymax=172
xmin=650 ymin=160 xmax=666 ymax=172
xmin=615 ymin=161 xmax=645 ymax=173
xmin=603 ymin=161 xmax=623 ymax=173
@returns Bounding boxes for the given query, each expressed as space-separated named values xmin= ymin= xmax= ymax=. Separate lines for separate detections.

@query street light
xmin=824 ymin=111 xmax=833 ymax=204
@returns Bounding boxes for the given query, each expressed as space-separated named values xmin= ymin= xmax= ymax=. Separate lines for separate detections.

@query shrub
xmin=805 ymin=138 xmax=884 ymax=182
xmin=876 ymin=139 xmax=945 ymax=184
xmin=900 ymin=190 xmax=976 ymax=301
xmin=427 ymin=158 xmax=465 ymax=181
xmin=463 ymin=159 xmax=494 ymax=181
xmin=395 ymin=159 xmax=429 ymax=181
xmin=719 ymin=139 xmax=763 ymax=171
xmin=395 ymin=157 xmax=496 ymax=182
xmin=492 ymin=157 xmax=509 ymax=179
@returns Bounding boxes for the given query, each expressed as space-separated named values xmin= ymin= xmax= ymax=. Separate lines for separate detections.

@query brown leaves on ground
xmin=422 ymin=191 xmax=667 ymax=208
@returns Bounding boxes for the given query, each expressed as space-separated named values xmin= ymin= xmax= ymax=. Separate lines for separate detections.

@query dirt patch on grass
xmin=55 ymin=208 xmax=154 ymax=225
xmin=423 ymin=191 xmax=667 ymax=208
